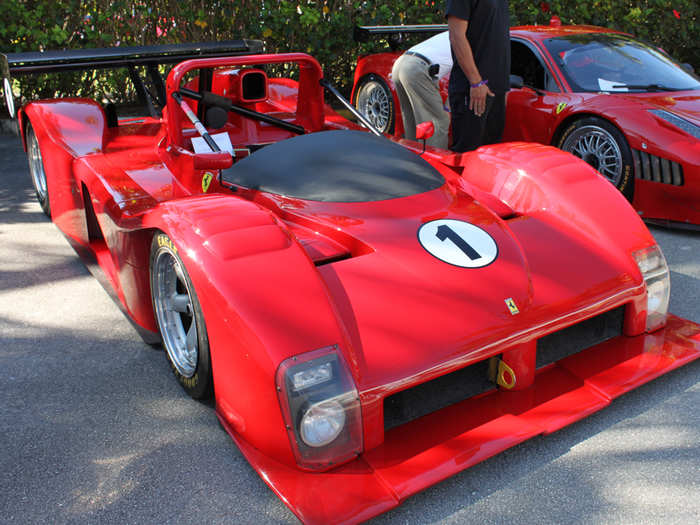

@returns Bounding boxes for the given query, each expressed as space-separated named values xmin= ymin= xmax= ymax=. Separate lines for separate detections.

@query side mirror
xmin=193 ymin=151 xmax=233 ymax=170
xmin=416 ymin=121 xmax=435 ymax=141
xmin=681 ymin=63 xmax=695 ymax=74
xmin=510 ymin=75 xmax=524 ymax=89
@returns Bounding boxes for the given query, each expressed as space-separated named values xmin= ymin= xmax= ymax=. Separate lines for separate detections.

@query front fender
xmin=454 ymin=142 xmax=654 ymax=334
xmin=458 ymin=142 xmax=654 ymax=253
xmin=142 ymin=194 xmax=350 ymax=466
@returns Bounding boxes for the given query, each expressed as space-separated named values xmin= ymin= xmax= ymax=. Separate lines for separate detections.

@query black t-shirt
xmin=445 ymin=0 xmax=511 ymax=94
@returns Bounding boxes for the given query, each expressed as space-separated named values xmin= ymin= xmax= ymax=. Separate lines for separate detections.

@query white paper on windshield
xmin=192 ymin=132 xmax=234 ymax=154
xmin=598 ymin=78 xmax=628 ymax=92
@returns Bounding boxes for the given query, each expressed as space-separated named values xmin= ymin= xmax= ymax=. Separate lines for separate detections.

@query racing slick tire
xmin=354 ymin=74 xmax=395 ymax=134
xmin=150 ymin=232 xmax=213 ymax=399
xmin=25 ymin=123 xmax=51 ymax=216
xmin=557 ymin=116 xmax=635 ymax=201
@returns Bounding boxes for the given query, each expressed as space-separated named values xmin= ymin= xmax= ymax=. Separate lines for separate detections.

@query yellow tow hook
xmin=489 ymin=358 xmax=517 ymax=390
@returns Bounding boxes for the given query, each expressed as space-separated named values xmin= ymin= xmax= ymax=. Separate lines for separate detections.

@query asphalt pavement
xmin=0 ymin=132 xmax=698 ymax=524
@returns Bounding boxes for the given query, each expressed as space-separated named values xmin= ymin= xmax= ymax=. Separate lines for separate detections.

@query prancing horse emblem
xmin=202 ymin=172 xmax=213 ymax=192
xmin=505 ymin=298 xmax=520 ymax=315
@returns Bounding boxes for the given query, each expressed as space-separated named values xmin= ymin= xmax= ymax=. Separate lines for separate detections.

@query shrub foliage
xmin=1 ymin=1 xmax=698 ymax=106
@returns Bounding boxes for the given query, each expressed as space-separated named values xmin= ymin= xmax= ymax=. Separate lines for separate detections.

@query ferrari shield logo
xmin=505 ymin=298 xmax=520 ymax=315
xmin=202 ymin=172 xmax=213 ymax=193
xmin=556 ymin=102 xmax=567 ymax=115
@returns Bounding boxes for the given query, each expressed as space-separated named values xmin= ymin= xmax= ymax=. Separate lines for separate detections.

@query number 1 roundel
xmin=418 ymin=219 xmax=498 ymax=268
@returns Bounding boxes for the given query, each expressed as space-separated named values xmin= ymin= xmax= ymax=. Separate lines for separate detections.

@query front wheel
xmin=354 ymin=74 xmax=394 ymax=134
xmin=557 ymin=117 xmax=634 ymax=201
xmin=150 ymin=232 xmax=213 ymax=399
xmin=25 ymin=123 xmax=51 ymax=216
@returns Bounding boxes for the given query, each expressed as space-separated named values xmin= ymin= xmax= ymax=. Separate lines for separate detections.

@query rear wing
xmin=354 ymin=24 xmax=448 ymax=51
xmin=1 ymin=39 xmax=264 ymax=119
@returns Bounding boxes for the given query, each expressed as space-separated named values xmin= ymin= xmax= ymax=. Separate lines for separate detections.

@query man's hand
xmin=469 ymin=84 xmax=495 ymax=117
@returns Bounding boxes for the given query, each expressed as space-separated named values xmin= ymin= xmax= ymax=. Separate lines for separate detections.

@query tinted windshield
xmin=544 ymin=33 xmax=700 ymax=92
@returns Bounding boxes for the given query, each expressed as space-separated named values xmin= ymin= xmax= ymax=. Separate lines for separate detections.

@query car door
xmin=503 ymin=38 xmax=575 ymax=144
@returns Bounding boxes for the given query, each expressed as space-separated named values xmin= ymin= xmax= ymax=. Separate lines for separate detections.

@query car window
xmin=511 ymin=39 xmax=560 ymax=93
xmin=544 ymin=33 xmax=700 ymax=92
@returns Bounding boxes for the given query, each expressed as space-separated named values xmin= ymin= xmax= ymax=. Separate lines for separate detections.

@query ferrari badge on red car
xmin=505 ymin=298 xmax=520 ymax=315
xmin=201 ymin=172 xmax=213 ymax=192
xmin=418 ymin=219 xmax=498 ymax=268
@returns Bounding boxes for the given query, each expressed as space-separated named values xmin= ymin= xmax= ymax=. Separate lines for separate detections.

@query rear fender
xmin=142 ymin=194 xmax=350 ymax=466
xmin=22 ymin=99 xmax=107 ymax=156
xmin=351 ymin=52 xmax=399 ymax=102
xmin=22 ymin=100 xmax=107 ymax=231
xmin=351 ymin=53 xmax=402 ymax=136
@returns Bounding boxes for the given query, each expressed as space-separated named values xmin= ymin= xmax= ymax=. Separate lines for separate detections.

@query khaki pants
xmin=391 ymin=53 xmax=450 ymax=149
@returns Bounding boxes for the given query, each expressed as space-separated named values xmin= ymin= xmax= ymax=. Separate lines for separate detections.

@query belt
xmin=404 ymin=51 xmax=432 ymax=66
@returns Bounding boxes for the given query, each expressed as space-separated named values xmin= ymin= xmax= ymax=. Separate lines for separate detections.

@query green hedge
xmin=2 ymin=1 xmax=698 ymax=106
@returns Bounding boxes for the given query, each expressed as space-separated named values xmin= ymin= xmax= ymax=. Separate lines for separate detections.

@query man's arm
xmin=447 ymin=15 xmax=494 ymax=116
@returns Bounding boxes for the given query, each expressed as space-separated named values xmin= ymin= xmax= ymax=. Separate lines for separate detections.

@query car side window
xmin=544 ymin=71 xmax=558 ymax=92
xmin=511 ymin=40 xmax=560 ymax=93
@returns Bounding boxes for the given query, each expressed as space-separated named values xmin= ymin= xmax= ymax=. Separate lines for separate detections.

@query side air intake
xmin=632 ymin=149 xmax=684 ymax=186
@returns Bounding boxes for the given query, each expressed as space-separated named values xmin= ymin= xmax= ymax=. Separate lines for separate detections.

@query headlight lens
xmin=276 ymin=347 xmax=363 ymax=470
xmin=633 ymin=245 xmax=670 ymax=332
xmin=300 ymin=399 xmax=346 ymax=447
xmin=649 ymin=109 xmax=700 ymax=140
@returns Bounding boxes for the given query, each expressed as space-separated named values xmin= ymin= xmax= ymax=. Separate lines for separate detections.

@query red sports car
xmin=3 ymin=42 xmax=700 ymax=524
xmin=352 ymin=24 xmax=700 ymax=227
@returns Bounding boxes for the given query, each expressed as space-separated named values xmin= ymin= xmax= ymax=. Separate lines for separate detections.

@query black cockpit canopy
xmin=221 ymin=130 xmax=445 ymax=202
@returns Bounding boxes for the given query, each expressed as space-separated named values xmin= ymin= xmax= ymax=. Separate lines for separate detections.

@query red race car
xmin=352 ymin=24 xmax=700 ymax=227
xmin=3 ymin=42 xmax=700 ymax=524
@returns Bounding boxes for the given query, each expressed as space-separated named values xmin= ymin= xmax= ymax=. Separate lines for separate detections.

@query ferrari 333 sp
xmin=2 ymin=42 xmax=699 ymax=524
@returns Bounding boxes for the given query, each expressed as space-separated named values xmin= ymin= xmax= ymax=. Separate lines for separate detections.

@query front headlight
xmin=649 ymin=109 xmax=700 ymax=140
xmin=633 ymin=245 xmax=670 ymax=332
xmin=300 ymin=399 xmax=346 ymax=447
xmin=276 ymin=347 xmax=363 ymax=470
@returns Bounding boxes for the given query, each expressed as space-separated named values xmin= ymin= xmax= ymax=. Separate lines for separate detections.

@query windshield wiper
xmin=610 ymin=83 xmax=681 ymax=92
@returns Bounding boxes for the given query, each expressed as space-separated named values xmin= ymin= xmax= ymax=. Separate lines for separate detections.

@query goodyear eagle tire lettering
xmin=150 ymin=232 xmax=213 ymax=399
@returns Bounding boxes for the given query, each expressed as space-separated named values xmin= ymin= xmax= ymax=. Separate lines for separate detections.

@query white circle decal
xmin=3 ymin=77 xmax=15 ymax=119
xmin=418 ymin=219 xmax=498 ymax=268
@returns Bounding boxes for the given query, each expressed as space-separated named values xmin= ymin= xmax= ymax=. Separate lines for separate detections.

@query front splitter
xmin=218 ymin=314 xmax=700 ymax=524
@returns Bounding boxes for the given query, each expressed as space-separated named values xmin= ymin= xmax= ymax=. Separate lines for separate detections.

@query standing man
xmin=391 ymin=31 xmax=452 ymax=149
xmin=446 ymin=0 xmax=511 ymax=152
